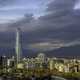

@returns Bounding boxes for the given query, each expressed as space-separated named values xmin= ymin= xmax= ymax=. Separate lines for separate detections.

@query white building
xmin=49 ymin=59 xmax=55 ymax=70
xmin=37 ymin=53 xmax=47 ymax=63
xmin=15 ymin=28 xmax=22 ymax=64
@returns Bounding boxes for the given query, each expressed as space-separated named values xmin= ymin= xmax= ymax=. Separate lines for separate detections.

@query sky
xmin=0 ymin=0 xmax=80 ymax=52
xmin=0 ymin=0 xmax=51 ymax=23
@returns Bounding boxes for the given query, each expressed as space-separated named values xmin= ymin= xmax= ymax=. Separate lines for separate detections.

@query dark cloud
xmin=34 ymin=0 xmax=80 ymax=42
xmin=15 ymin=0 xmax=80 ymax=51
xmin=39 ymin=0 xmax=77 ymax=28
xmin=47 ymin=0 xmax=76 ymax=12
xmin=6 ymin=0 xmax=80 ymax=43
xmin=0 ymin=0 xmax=16 ymax=6
xmin=0 ymin=0 xmax=80 ymax=50
xmin=7 ymin=13 xmax=36 ymax=31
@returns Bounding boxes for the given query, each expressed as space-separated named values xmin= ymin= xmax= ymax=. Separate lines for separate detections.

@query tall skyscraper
xmin=15 ymin=28 xmax=22 ymax=64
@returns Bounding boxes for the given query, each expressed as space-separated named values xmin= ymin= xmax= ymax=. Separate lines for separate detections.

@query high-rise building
xmin=15 ymin=28 xmax=22 ymax=64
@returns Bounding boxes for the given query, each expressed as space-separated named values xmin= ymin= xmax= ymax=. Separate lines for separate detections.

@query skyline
xmin=0 ymin=0 xmax=80 ymax=55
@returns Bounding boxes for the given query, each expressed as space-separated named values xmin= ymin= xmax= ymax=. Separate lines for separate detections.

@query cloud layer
xmin=0 ymin=0 xmax=80 ymax=51
xmin=0 ymin=0 xmax=50 ymax=23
